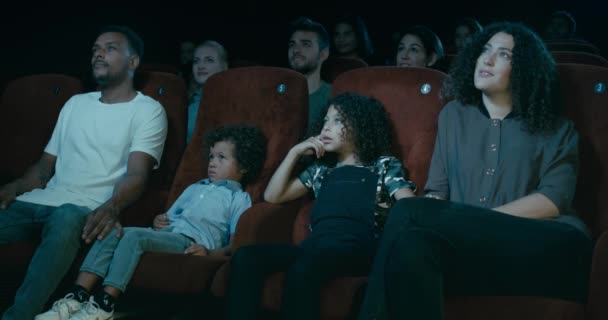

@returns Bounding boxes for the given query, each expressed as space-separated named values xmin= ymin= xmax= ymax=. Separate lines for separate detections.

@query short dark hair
xmin=399 ymin=25 xmax=444 ymax=62
xmin=98 ymin=25 xmax=144 ymax=59
xmin=443 ymin=22 xmax=561 ymax=133
xmin=551 ymin=10 xmax=577 ymax=35
xmin=309 ymin=93 xmax=391 ymax=164
xmin=288 ymin=17 xmax=330 ymax=50
xmin=333 ymin=15 xmax=374 ymax=58
xmin=205 ymin=125 xmax=267 ymax=185
xmin=455 ymin=17 xmax=483 ymax=34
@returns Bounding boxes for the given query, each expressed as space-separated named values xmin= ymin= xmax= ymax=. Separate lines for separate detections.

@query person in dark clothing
xmin=225 ymin=93 xmax=416 ymax=320
xmin=331 ymin=15 xmax=374 ymax=63
xmin=357 ymin=21 xmax=592 ymax=320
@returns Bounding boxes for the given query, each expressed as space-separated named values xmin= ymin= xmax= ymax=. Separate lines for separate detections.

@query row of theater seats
xmin=544 ymin=39 xmax=602 ymax=55
xmin=138 ymin=48 xmax=606 ymax=88
xmin=0 ymin=65 xmax=607 ymax=320
xmin=440 ymin=50 xmax=608 ymax=75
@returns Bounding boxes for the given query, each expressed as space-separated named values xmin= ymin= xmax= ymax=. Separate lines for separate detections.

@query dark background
xmin=0 ymin=0 xmax=606 ymax=90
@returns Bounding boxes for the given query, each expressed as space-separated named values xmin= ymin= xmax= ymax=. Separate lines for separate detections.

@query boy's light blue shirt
xmin=166 ymin=179 xmax=251 ymax=249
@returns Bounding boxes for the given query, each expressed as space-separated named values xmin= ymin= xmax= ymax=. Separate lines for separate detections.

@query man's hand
xmin=184 ymin=242 xmax=208 ymax=256
xmin=82 ymin=203 xmax=122 ymax=244
xmin=153 ymin=213 xmax=170 ymax=230
xmin=0 ymin=183 xmax=17 ymax=210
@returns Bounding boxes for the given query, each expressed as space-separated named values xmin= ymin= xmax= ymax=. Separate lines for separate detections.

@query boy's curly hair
xmin=205 ymin=125 xmax=267 ymax=185
xmin=309 ymin=92 xmax=391 ymax=164
xmin=443 ymin=21 xmax=561 ymax=133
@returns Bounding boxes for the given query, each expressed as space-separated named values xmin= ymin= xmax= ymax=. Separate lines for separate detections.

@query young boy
xmin=36 ymin=125 xmax=266 ymax=320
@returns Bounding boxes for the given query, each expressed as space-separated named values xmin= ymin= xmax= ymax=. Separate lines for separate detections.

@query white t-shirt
xmin=17 ymin=91 xmax=167 ymax=210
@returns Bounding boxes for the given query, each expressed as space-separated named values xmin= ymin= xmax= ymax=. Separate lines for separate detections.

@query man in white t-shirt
xmin=0 ymin=25 xmax=168 ymax=320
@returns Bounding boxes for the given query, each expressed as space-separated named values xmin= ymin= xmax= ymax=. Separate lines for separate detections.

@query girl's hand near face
xmin=292 ymin=136 xmax=325 ymax=158
xmin=264 ymin=137 xmax=321 ymax=204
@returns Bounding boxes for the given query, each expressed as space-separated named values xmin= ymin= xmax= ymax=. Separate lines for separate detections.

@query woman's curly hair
xmin=309 ymin=92 xmax=391 ymax=164
xmin=443 ymin=22 xmax=562 ymax=133
xmin=205 ymin=125 xmax=267 ymax=185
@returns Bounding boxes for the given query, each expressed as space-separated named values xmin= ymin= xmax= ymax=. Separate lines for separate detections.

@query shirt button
xmin=199 ymin=194 xmax=205 ymax=198
xmin=491 ymin=119 xmax=500 ymax=126
xmin=361 ymin=178 xmax=366 ymax=182
xmin=480 ymin=196 xmax=487 ymax=203
xmin=490 ymin=143 xmax=498 ymax=151
xmin=485 ymin=168 xmax=495 ymax=175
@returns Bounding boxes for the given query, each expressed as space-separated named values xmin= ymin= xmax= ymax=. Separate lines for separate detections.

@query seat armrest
xmin=232 ymin=199 xmax=302 ymax=251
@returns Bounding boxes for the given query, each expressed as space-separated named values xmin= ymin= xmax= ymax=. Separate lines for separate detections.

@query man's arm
xmin=81 ymin=151 xmax=156 ymax=243
xmin=0 ymin=152 xmax=56 ymax=209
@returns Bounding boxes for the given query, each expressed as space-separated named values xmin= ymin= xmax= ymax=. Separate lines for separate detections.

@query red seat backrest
xmin=0 ymin=74 xmax=83 ymax=184
xmin=291 ymin=66 xmax=447 ymax=243
xmin=559 ymin=63 xmax=608 ymax=238
xmin=138 ymin=63 xmax=181 ymax=75
xmin=332 ymin=66 xmax=447 ymax=191
xmin=321 ymin=57 xmax=368 ymax=83
xmin=546 ymin=40 xmax=601 ymax=55
xmin=135 ymin=71 xmax=188 ymax=191
xmin=165 ymin=67 xmax=308 ymax=208
xmin=552 ymin=51 xmax=608 ymax=67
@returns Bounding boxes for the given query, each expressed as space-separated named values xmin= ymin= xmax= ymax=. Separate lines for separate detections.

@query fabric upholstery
xmin=545 ymin=41 xmax=601 ymax=55
xmin=166 ymin=66 xmax=308 ymax=206
xmin=0 ymin=73 xmax=84 ymax=311
xmin=331 ymin=67 xmax=446 ymax=193
xmin=558 ymin=64 xmax=608 ymax=237
xmin=212 ymin=67 xmax=447 ymax=319
xmin=0 ymin=74 xmax=83 ymax=184
xmin=213 ymin=65 xmax=607 ymax=320
xmin=321 ymin=57 xmax=368 ymax=83
xmin=134 ymin=70 xmax=188 ymax=191
xmin=552 ymin=51 xmax=608 ymax=67
xmin=588 ymin=231 xmax=608 ymax=320
xmin=444 ymin=296 xmax=584 ymax=320
xmin=128 ymin=67 xmax=309 ymax=294
xmin=138 ymin=63 xmax=181 ymax=75
xmin=557 ymin=64 xmax=608 ymax=320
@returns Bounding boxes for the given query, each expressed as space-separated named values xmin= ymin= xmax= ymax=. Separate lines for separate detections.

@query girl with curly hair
xmin=357 ymin=22 xmax=592 ymax=320
xmin=226 ymin=92 xmax=416 ymax=320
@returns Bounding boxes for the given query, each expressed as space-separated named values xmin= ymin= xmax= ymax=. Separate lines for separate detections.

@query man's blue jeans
xmin=0 ymin=200 xmax=90 ymax=320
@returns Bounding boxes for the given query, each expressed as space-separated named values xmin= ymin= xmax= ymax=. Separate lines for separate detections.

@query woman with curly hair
xmin=357 ymin=22 xmax=592 ymax=320
xmin=226 ymin=93 xmax=416 ymax=320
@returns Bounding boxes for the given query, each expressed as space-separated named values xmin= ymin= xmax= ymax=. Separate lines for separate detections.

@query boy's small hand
xmin=152 ymin=213 xmax=170 ymax=230
xmin=0 ymin=183 xmax=17 ymax=210
xmin=185 ymin=242 xmax=208 ymax=256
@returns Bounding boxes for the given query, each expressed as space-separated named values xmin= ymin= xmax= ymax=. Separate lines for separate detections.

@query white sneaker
xmin=35 ymin=293 xmax=83 ymax=320
xmin=68 ymin=297 xmax=114 ymax=320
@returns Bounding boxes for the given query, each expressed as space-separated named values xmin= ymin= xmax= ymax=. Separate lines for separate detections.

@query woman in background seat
xmin=186 ymin=40 xmax=228 ymax=143
xmin=395 ymin=25 xmax=444 ymax=69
